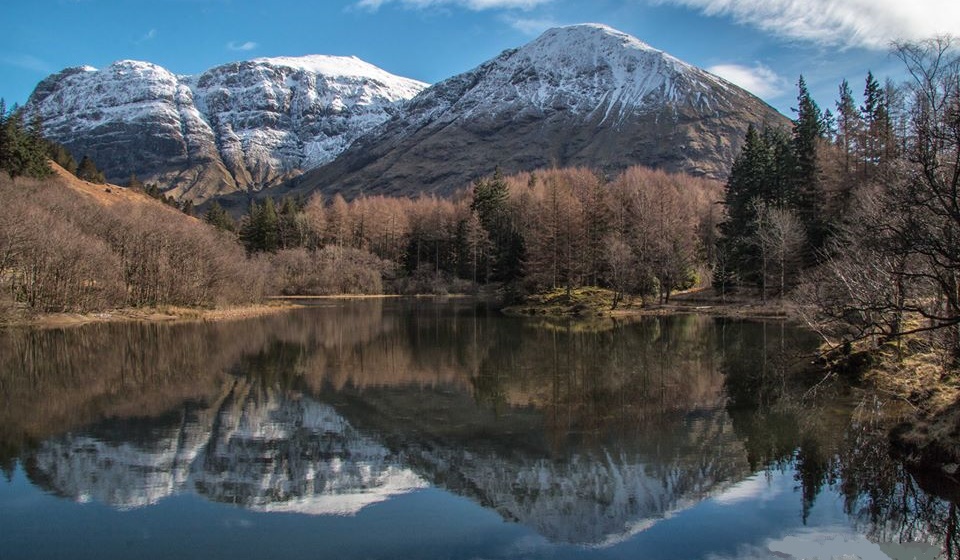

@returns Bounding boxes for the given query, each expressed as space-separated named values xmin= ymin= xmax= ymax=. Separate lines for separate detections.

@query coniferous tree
xmin=76 ymin=155 xmax=105 ymax=183
xmin=0 ymin=99 xmax=8 ymax=172
xmin=0 ymin=104 xmax=52 ymax=179
xmin=718 ymin=124 xmax=772 ymax=288
xmin=792 ymin=75 xmax=827 ymax=254
xmin=46 ymin=141 xmax=77 ymax=175
xmin=260 ymin=197 xmax=280 ymax=253
xmin=126 ymin=174 xmax=144 ymax=191
xmin=239 ymin=201 xmax=263 ymax=253
xmin=204 ymin=200 xmax=236 ymax=232
xmin=471 ymin=168 xmax=523 ymax=283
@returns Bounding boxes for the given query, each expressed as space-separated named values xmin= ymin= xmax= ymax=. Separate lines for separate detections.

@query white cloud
xmin=707 ymin=62 xmax=788 ymax=98
xmin=356 ymin=0 xmax=552 ymax=11
xmin=503 ymin=15 xmax=561 ymax=35
xmin=227 ymin=41 xmax=259 ymax=52
xmin=659 ymin=0 xmax=959 ymax=50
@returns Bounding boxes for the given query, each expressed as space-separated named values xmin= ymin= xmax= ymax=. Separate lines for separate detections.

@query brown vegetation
xmin=0 ymin=166 xmax=266 ymax=323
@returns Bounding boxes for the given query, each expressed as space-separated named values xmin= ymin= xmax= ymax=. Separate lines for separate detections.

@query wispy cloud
xmin=0 ymin=54 xmax=52 ymax=74
xmin=135 ymin=28 xmax=157 ymax=45
xmin=658 ymin=0 xmax=959 ymax=50
xmin=707 ymin=62 xmax=788 ymax=98
xmin=503 ymin=15 xmax=560 ymax=35
xmin=227 ymin=41 xmax=259 ymax=52
xmin=356 ymin=0 xmax=552 ymax=11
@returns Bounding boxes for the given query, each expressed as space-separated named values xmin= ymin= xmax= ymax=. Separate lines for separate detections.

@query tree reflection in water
xmin=0 ymin=300 xmax=957 ymax=556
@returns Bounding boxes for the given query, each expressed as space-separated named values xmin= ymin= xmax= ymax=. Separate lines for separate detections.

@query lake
xmin=0 ymin=299 xmax=956 ymax=559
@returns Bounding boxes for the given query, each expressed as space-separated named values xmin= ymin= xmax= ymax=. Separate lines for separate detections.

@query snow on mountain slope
xmin=289 ymin=23 xmax=788 ymax=200
xmin=25 ymin=387 xmax=427 ymax=515
xmin=27 ymin=56 xmax=427 ymax=202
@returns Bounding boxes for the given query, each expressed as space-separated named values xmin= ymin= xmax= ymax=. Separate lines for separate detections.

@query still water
xmin=0 ymin=299 xmax=956 ymax=559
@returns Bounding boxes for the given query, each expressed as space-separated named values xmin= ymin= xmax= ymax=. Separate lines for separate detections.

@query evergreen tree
xmin=470 ymin=168 xmax=523 ymax=283
xmin=718 ymin=124 xmax=773 ymax=289
xmin=861 ymin=71 xmax=894 ymax=174
xmin=204 ymin=200 xmax=236 ymax=232
xmin=0 ymin=104 xmax=52 ymax=179
xmin=46 ymin=140 xmax=77 ymax=175
xmin=239 ymin=201 xmax=261 ymax=253
xmin=278 ymin=196 xmax=302 ymax=249
xmin=792 ymin=75 xmax=827 ymax=254
xmin=0 ymin=99 xmax=7 ymax=173
xmin=76 ymin=155 xmax=105 ymax=183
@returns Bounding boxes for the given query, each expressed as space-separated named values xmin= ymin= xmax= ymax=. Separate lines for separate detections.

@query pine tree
xmin=718 ymin=124 xmax=773 ymax=289
xmin=470 ymin=168 xmax=523 ymax=283
xmin=77 ymin=155 xmax=105 ymax=183
xmin=860 ymin=71 xmax=895 ymax=175
xmin=204 ymin=200 xmax=236 ymax=232
xmin=239 ymin=201 xmax=264 ymax=254
xmin=260 ymin=197 xmax=280 ymax=253
xmin=46 ymin=141 xmax=77 ymax=175
xmin=792 ymin=75 xmax=827 ymax=254
xmin=126 ymin=174 xmax=144 ymax=191
xmin=278 ymin=196 xmax=302 ymax=249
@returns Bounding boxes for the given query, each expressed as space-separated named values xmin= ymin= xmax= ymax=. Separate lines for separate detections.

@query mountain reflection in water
xmin=0 ymin=299 xmax=957 ymax=558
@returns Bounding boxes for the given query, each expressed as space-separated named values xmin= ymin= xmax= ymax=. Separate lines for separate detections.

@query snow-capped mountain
xmin=23 ymin=382 xmax=750 ymax=546
xmin=25 ymin=385 xmax=427 ymax=515
xmin=27 ymin=56 xmax=427 ymax=201
xmin=288 ymin=23 xmax=789 ymax=199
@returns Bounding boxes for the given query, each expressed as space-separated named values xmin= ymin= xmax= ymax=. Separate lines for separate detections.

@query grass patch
xmin=503 ymin=287 xmax=628 ymax=317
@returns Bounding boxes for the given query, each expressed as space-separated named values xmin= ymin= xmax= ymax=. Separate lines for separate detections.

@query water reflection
xmin=0 ymin=300 xmax=957 ymax=557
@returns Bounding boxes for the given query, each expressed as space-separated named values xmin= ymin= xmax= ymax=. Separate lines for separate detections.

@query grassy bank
xmin=1 ymin=301 xmax=302 ymax=329
xmin=502 ymin=286 xmax=795 ymax=320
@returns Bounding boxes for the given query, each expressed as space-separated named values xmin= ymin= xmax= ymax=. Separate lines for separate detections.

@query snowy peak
xmin=27 ymin=54 xmax=427 ymax=201
xmin=494 ymin=22 xmax=722 ymax=115
xmin=289 ymin=23 xmax=788 ymax=199
xmin=250 ymin=54 xmax=427 ymax=100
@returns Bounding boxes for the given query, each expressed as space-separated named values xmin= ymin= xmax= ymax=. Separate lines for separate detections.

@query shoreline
xmin=1 ymin=301 xmax=303 ymax=329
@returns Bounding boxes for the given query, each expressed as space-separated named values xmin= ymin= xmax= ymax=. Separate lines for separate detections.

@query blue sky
xmin=1 ymin=0 xmax=954 ymax=115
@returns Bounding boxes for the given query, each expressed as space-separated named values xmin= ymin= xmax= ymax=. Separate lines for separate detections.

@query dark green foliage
xmin=204 ymin=201 xmax=236 ymax=232
xmin=0 ymin=100 xmax=53 ymax=179
xmin=45 ymin=140 xmax=77 ymax=175
xmin=240 ymin=198 xmax=280 ymax=254
xmin=470 ymin=168 xmax=524 ymax=283
xmin=76 ymin=155 xmax=105 ymax=184
xmin=717 ymin=124 xmax=793 ymax=289
xmin=792 ymin=76 xmax=828 ymax=253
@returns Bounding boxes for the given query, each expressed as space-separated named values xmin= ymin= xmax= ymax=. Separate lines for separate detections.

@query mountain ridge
xmin=27 ymin=56 xmax=428 ymax=202
xmin=283 ymin=23 xmax=789 ymax=201
xmin=28 ymin=24 xmax=789 ymax=204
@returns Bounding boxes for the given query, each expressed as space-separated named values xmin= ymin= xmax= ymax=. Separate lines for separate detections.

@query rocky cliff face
xmin=27 ymin=57 xmax=426 ymax=202
xmin=288 ymin=24 xmax=789 ymax=199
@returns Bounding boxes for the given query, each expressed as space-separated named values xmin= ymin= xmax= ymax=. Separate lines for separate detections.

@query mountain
xmin=24 ymin=384 xmax=749 ymax=546
xmin=285 ymin=23 xmax=789 ymax=200
xmin=27 ymin=56 xmax=427 ymax=202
